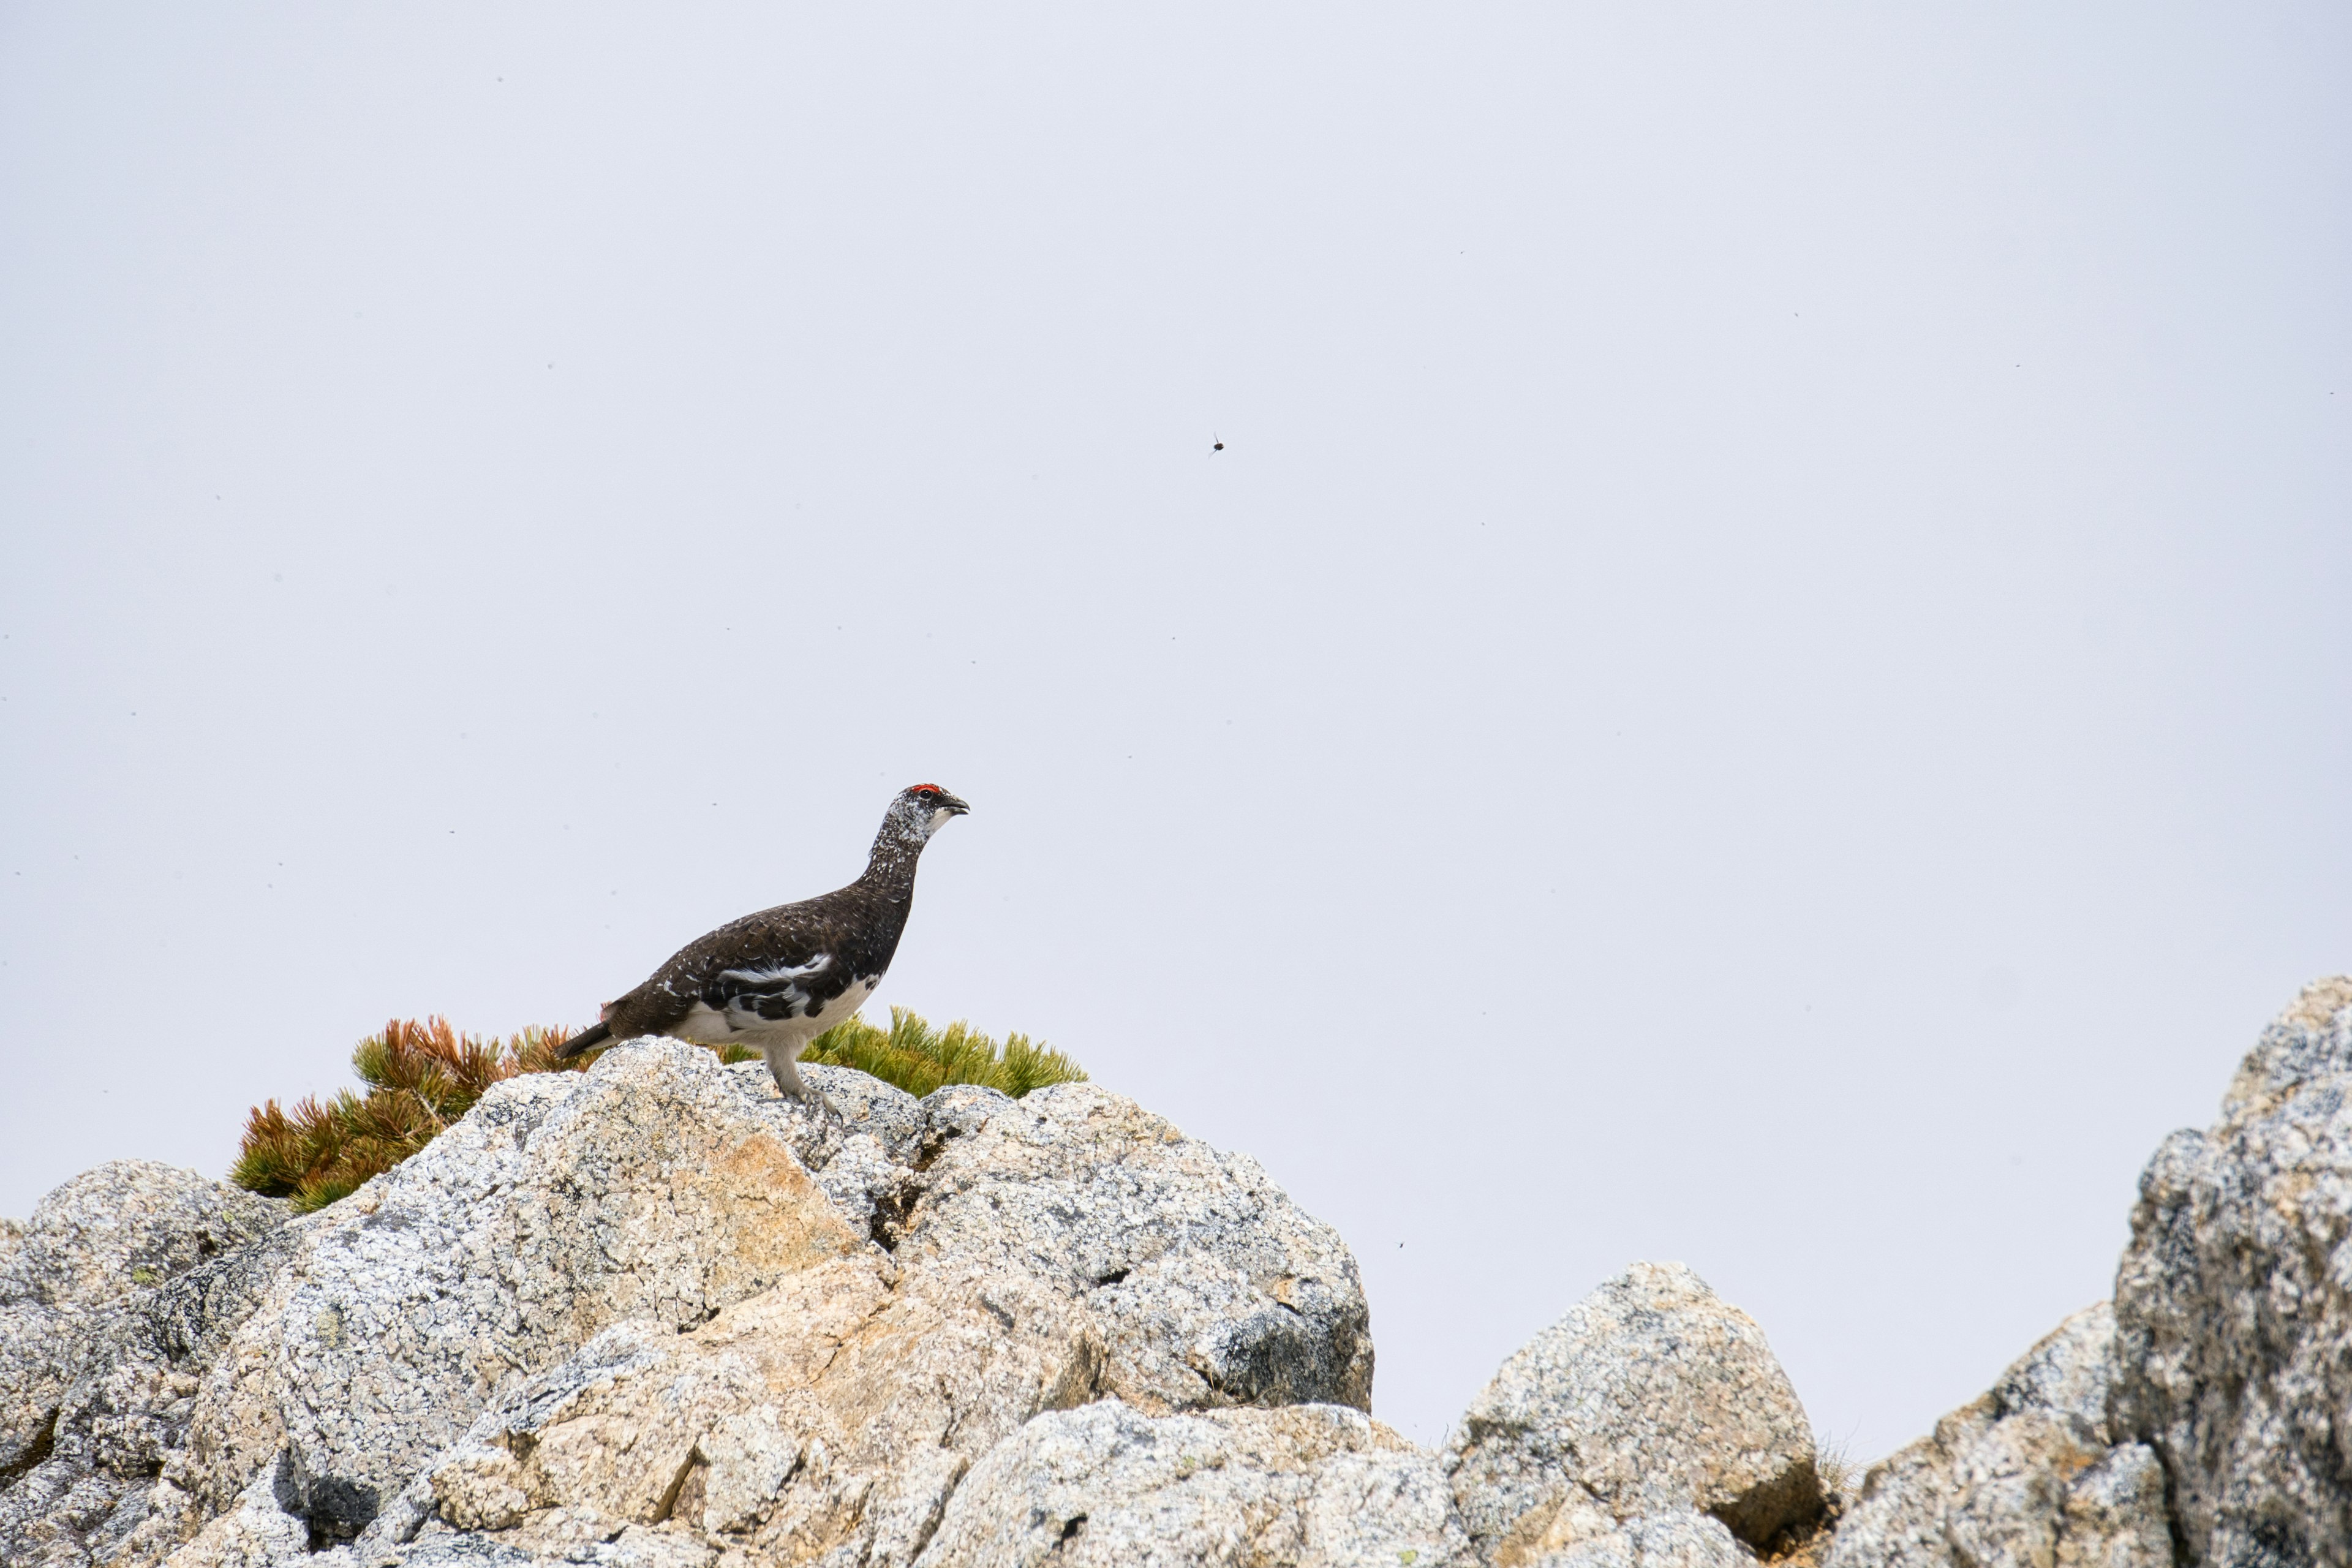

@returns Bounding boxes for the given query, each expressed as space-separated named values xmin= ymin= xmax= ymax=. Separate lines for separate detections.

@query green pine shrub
xmin=232 ymin=1008 xmax=1084 ymax=1213
xmin=799 ymin=1005 xmax=1087 ymax=1099
xmin=232 ymin=1017 xmax=587 ymax=1212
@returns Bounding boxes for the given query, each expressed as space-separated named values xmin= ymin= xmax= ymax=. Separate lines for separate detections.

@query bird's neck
xmin=861 ymin=836 xmax=925 ymax=896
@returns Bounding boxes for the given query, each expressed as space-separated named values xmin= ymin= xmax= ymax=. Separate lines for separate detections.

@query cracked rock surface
xmin=1826 ymin=977 xmax=2352 ymax=1568
xmin=2110 ymin=976 xmax=2352 ymax=1567
xmin=9 ymin=978 xmax=2352 ymax=1568
xmin=1442 ymin=1261 xmax=1822 ymax=1566
xmin=4 ymin=1040 xmax=1374 ymax=1567
xmin=0 ymin=1159 xmax=290 ymax=1567
xmin=1823 ymin=1303 xmax=2171 ymax=1568
xmin=918 ymin=1396 xmax=1472 ymax=1568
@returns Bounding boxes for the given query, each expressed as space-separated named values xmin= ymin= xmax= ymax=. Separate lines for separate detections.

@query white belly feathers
xmin=673 ymin=974 xmax=878 ymax=1049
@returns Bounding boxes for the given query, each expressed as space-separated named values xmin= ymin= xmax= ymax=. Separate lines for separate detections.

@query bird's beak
xmin=942 ymin=793 xmax=971 ymax=816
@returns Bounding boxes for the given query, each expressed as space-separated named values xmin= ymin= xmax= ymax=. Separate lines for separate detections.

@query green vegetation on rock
xmin=798 ymin=1005 xmax=1087 ymax=1099
xmin=232 ymin=1007 xmax=1084 ymax=1212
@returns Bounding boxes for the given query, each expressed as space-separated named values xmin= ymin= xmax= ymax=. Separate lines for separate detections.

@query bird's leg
xmin=764 ymin=1043 xmax=840 ymax=1122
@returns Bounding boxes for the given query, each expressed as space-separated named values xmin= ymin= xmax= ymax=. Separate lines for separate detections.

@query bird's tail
xmin=555 ymin=1021 xmax=612 ymax=1060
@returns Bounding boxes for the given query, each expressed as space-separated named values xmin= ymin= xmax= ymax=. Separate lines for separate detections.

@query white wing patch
xmin=718 ymin=956 xmax=833 ymax=986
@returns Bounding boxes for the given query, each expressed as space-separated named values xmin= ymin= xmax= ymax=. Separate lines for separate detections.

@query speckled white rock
xmin=1444 ymin=1261 xmax=1820 ymax=1564
xmin=162 ymin=1466 xmax=348 ymax=1568
xmin=899 ymin=1079 xmax=1371 ymax=1414
xmin=358 ymin=1068 xmax=1372 ymax=1566
xmin=2109 ymin=976 xmax=2352 ymax=1568
xmin=1530 ymin=1509 xmax=1750 ymax=1568
xmin=0 ymin=1161 xmax=288 ymax=1567
xmin=173 ymin=1042 xmax=875 ymax=1550
xmin=1823 ymin=1303 xmax=2173 ymax=1568
xmin=1 ymin=1162 xmax=285 ymax=1470
xmin=0 ymin=1037 xmax=1370 ymax=1567
xmin=913 ymin=1396 xmax=1471 ymax=1568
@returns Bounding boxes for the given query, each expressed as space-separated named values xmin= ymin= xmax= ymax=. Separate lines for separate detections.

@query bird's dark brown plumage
xmin=556 ymin=785 xmax=969 ymax=1112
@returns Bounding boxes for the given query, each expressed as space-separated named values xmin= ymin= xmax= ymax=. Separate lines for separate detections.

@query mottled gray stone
xmin=1823 ymin=1304 xmax=2173 ymax=1568
xmin=1 ymin=1162 xmax=285 ymax=1469
xmin=900 ymin=1079 xmax=1373 ymax=1415
xmin=173 ymin=1044 xmax=878 ymax=1549
xmin=1444 ymin=1261 xmax=1820 ymax=1562
xmin=0 ymin=1161 xmax=288 ymax=1568
xmin=1532 ymin=1509 xmax=1749 ymax=1568
xmin=383 ymin=1068 xmax=1373 ymax=1566
xmin=916 ymin=1396 xmax=1472 ymax=1568
xmin=0 ymin=1039 xmax=1374 ymax=1567
xmin=2109 ymin=975 xmax=2352 ymax=1568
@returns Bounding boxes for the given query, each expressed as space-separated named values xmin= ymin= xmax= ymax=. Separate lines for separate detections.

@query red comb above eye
xmin=909 ymin=783 xmax=943 ymax=794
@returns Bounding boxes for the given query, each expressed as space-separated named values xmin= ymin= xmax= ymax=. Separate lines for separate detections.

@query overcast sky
xmin=2 ymin=4 xmax=2347 ymax=1462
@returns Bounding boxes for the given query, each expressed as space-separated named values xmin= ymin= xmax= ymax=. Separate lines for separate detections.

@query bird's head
xmin=885 ymin=783 xmax=970 ymax=845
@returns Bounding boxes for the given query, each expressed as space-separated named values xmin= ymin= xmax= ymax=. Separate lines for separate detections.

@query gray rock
xmin=1532 ymin=1509 xmax=1749 ymax=1568
xmin=2109 ymin=974 xmax=2352 ymax=1567
xmin=914 ymin=1396 xmax=1472 ymax=1568
xmin=1823 ymin=1303 xmax=2173 ymax=1568
xmin=377 ymin=1066 xmax=1373 ymax=1566
xmin=0 ymin=1038 xmax=1380 ymax=1566
xmin=0 ymin=1161 xmax=288 ymax=1568
xmin=1444 ymin=1261 xmax=1820 ymax=1562
xmin=158 ymin=1464 xmax=345 ymax=1568
xmin=899 ymin=1080 xmax=1372 ymax=1414
xmin=1 ymin=1161 xmax=285 ymax=1469
xmin=173 ymin=1044 xmax=879 ymax=1548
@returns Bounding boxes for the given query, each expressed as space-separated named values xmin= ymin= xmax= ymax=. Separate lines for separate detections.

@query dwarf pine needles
xmin=232 ymin=1008 xmax=1084 ymax=1212
xmin=232 ymin=1018 xmax=586 ymax=1212
xmin=799 ymin=1005 xmax=1087 ymax=1099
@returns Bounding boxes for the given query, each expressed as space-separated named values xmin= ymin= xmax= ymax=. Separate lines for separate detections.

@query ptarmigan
xmin=556 ymin=784 xmax=970 ymax=1114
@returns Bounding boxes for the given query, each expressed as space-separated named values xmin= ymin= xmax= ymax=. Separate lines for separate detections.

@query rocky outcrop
xmin=10 ymin=977 xmax=2352 ymax=1568
xmin=0 ymin=1160 xmax=289 ymax=1567
xmin=368 ymin=1061 xmax=1374 ymax=1565
xmin=1823 ymin=1304 xmax=2171 ymax=1568
xmin=919 ymin=1398 xmax=1471 ymax=1567
xmin=1828 ymin=975 xmax=2352 ymax=1568
xmin=2110 ymin=975 xmax=2352 ymax=1567
xmin=171 ymin=1048 xmax=938 ymax=1548
xmin=2 ymin=1040 xmax=1374 ymax=1567
xmin=1443 ymin=1262 xmax=1820 ymax=1566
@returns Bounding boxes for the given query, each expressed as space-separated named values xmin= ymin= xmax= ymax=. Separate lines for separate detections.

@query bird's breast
xmin=685 ymin=972 xmax=881 ymax=1046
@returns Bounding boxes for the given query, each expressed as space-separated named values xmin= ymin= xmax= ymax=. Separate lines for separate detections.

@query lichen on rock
xmin=0 ymin=1159 xmax=289 ymax=1567
xmin=1823 ymin=1303 xmax=2171 ymax=1568
xmin=1443 ymin=1261 xmax=1822 ymax=1564
xmin=2109 ymin=974 xmax=2352 ymax=1567
xmin=10 ymin=977 xmax=2352 ymax=1568
xmin=1 ymin=1038 xmax=1377 ymax=1567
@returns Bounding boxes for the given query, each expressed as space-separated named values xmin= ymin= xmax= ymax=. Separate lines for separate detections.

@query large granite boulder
xmin=918 ymin=1398 xmax=1470 ymax=1568
xmin=0 ymin=1039 xmax=1372 ymax=1567
xmin=170 ymin=1042 xmax=887 ymax=1549
xmin=1823 ymin=1303 xmax=2171 ymax=1568
xmin=1443 ymin=1261 xmax=1822 ymax=1566
xmin=2109 ymin=975 xmax=2352 ymax=1567
xmin=356 ymin=1066 xmax=1370 ymax=1565
xmin=17 ymin=977 xmax=2352 ymax=1568
xmin=1826 ymin=976 xmax=2352 ymax=1568
xmin=0 ymin=1160 xmax=288 ymax=1567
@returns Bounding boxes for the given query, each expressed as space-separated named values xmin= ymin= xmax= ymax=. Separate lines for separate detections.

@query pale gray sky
xmin=2 ymin=4 xmax=2347 ymax=1461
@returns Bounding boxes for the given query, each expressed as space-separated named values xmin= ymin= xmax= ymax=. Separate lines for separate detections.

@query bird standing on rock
xmin=556 ymin=784 xmax=970 ymax=1115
